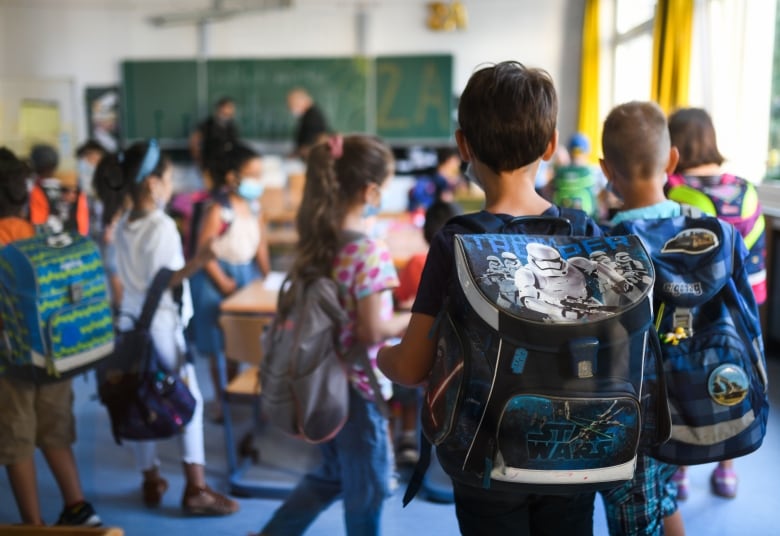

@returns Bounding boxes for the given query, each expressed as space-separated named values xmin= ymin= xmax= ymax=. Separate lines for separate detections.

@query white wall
xmin=0 ymin=0 xmax=584 ymax=149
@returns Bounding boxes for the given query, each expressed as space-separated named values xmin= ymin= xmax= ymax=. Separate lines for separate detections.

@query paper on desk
xmin=263 ymin=271 xmax=287 ymax=291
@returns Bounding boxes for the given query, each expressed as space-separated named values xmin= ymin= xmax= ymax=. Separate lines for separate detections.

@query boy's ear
xmin=455 ymin=129 xmax=471 ymax=162
xmin=599 ymin=158 xmax=613 ymax=181
xmin=541 ymin=129 xmax=559 ymax=161
xmin=665 ymin=146 xmax=680 ymax=175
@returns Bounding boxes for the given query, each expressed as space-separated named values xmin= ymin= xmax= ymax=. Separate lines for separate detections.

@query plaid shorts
xmin=600 ymin=454 xmax=679 ymax=536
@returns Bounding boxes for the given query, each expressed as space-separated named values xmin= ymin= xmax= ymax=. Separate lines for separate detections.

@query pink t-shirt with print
xmin=333 ymin=235 xmax=399 ymax=401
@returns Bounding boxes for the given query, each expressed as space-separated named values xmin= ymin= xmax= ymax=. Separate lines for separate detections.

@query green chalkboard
xmin=121 ymin=60 xmax=200 ymax=141
xmin=376 ymin=55 xmax=453 ymax=140
xmin=121 ymin=55 xmax=452 ymax=143
xmin=207 ymin=57 xmax=369 ymax=140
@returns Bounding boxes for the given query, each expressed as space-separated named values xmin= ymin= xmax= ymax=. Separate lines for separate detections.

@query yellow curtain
xmin=578 ymin=0 xmax=600 ymax=161
xmin=651 ymin=0 xmax=694 ymax=114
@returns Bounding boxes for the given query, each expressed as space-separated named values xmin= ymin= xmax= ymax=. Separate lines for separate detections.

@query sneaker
xmin=711 ymin=466 xmax=738 ymax=498
xmin=143 ymin=476 xmax=169 ymax=508
xmin=671 ymin=467 xmax=689 ymax=501
xmin=56 ymin=501 xmax=102 ymax=527
xmin=182 ymin=484 xmax=240 ymax=516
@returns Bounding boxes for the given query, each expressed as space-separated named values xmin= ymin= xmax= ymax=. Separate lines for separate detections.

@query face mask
xmin=77 ymin=159 xmax=95 ymax=193
xmin=464 ymin=163 xmax=483 ymax=190
xmin=238 ymin=178 xmax=265 ymax=200
xmin=363 ymin=203 xmax=380 ymax=219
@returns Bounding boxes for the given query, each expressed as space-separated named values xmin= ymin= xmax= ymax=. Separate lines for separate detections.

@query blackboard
xmin=121 ymin=61 xmax=200 ymax=141
xmin=376 ymin=55 xmax=454 ymax=140
xmin=121 ymin=55 xmax=453 ymax=143
xmin=207 ymin=57 xmax=368 ymax=140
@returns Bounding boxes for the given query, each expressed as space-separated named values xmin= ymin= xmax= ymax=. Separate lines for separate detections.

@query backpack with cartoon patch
xmin=612 ymin=213 xmax=768 ymax=464
xmin=405 ymin=209 xmax=670 ymax=503
xmin=551 ymin=165 xmax=598 ymax=218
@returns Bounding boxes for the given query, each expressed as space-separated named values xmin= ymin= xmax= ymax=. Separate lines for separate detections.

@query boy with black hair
xmin=0 ymin=147 xmax=101 ymax=527
xmin=378 ymin=61 xmax=600 ymax=536
xmin=598 ymin=101 xmax=688 ymax=536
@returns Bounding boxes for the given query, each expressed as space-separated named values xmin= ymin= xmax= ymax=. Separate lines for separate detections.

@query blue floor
xmin=1 ymin=352 xmax=779 ymax=535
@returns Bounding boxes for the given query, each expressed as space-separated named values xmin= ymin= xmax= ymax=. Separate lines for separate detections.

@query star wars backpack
xmin=407 ymin=210 xmax=670 ymax=502
xmin=612 ymin=213 xmax=768 ymax=465
xmin=0 ymin=232 xmax=115 ymax=382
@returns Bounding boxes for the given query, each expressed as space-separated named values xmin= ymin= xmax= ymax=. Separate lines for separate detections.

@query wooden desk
xmin=220 ymin=277 xmax=280 ymax=315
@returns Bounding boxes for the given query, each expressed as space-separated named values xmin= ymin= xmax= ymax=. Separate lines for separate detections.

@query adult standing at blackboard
xmin=189 ymin=97 xmax=240 ymax=173
xmin=287 ymin=88 xmax=331 ymax=160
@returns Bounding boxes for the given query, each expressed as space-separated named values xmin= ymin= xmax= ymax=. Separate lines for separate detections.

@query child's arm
xmin=199 ymin=203 xmax=236 ymax=294
xmin=377 ymin=313 xmax=436 ymax=386
xmin=169 ymin=236 xmax=216 ymax=289
xmin=355 ymin=291 xmax=411 ymax=345
xmin=255 ymin=213 xmax=272 ymax=276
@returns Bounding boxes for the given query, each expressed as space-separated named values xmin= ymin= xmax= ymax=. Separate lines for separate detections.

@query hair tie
xmin=134 ymin=139 xmax=160 ymax=183
xmin=327 ymin=135 xmax=344 ymax=159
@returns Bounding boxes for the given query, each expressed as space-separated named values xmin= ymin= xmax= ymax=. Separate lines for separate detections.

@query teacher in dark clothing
xmin=189 ymin=96 xmax=240 ymax=173
xmin=287 ymin=88 xmax=331 ymax=160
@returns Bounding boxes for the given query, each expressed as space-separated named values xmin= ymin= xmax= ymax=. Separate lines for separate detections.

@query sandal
xmin=142 ymin=476 xmax=169 ymax=508
xmin=671 ymin=467 xmax=689 ymax=501
xmin=711 ymin=466 xmax=738 ymax=498
xmin=182 ymin=484 xmax=240 ymax=516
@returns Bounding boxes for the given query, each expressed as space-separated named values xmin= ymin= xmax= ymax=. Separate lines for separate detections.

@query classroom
xmin=1 ymin=0 xmax=780 ymax=535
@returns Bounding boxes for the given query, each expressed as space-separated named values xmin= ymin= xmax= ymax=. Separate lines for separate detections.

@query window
xmin=609 ymin=0 xmax=655 ymax=106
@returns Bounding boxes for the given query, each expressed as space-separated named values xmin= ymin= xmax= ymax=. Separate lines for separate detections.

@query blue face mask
xmin=237 ymin=178 xmax=265 ymax=200
xmin=363 ymin=203 xmax=380 ymax=218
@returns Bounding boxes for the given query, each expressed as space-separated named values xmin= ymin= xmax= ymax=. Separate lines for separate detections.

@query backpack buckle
xmin=69 ymin=282 xmax=83 ymax=303
xmin=568 ymin=337 xmax=598 ymax=378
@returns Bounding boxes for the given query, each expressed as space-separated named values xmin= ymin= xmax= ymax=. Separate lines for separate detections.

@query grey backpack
xmin=260 ymin=275 xmax=386 ymax=443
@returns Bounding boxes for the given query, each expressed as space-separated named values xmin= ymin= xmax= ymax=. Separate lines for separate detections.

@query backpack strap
xmin=451 ymin=206 xmax=586 ymax=236
xmin=136 ymin=269 xmax=174 ymax=330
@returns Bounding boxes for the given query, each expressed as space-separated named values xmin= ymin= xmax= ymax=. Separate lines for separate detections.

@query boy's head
xmin=76 ymin=139 xmax=107 ymax=165
xmin=29 ymin=143 xmax=59 ymax=178
xmin=601 ymin=101 xmax=677 ymax=190
xmin=0 ymin=147 xmax=31 ymax=218
xmin=456 ymin=61 xmax=558 ymax=174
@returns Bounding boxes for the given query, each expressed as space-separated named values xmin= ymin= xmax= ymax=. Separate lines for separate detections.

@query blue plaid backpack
xmin=0 ymin=232 xmax=114 ymax=382
xmin=612 ymin=213 xmax=769 ymax=465
xmin=405 ymin=209 xmax=671 ymax=504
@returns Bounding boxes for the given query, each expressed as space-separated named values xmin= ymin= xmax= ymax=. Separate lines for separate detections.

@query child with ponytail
xmin=251 ymin=135 xmax=410 ymax=536
xmin=94 ymin=140 xmax=239 ymax=516
xmin=189 ymin=143 xmax=271 ymax=422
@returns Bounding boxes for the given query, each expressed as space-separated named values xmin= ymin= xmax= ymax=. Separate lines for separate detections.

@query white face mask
xmin=464 ymin=163 xmax=483 ymax=190
xmin=77 ymin=159 xmax=95 ymax=194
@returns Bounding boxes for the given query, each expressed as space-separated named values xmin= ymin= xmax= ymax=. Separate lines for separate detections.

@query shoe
xmin=671 ymin=467 xmax=689 ymax=501
xmin=143 ymin=476 xmax=169 ymax=508
xmin=182 ymin=484 xmax=240 ymax=516
xmin=711 ymin=466 xmax=738 ymax=498
xmin=56 ymin=501 xmax=102 ymax=526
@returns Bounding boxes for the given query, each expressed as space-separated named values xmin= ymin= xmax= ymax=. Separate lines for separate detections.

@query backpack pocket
xmin=45 ymin=296 xmax=115 ymax=375
xmin=290 ymin=348 xmax=349 ymax=444
xmin=490 ymin=390 xmax=641 ymax=488
xmin=422 ymin=312 xmax=468 ymax=445
xmin=657 ymin=326 xmax=766 ymax=461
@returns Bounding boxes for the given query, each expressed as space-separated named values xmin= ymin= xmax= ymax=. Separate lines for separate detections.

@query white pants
xmin=132 ymin=326 xmax=205 ymax=471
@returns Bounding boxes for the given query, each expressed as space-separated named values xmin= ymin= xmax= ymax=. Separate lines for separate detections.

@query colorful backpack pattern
xmin=412 ymin=211 xmax=669 ymax=500
xmin=0 ymin=232 xmax=114 ymax=382
xmin=666 ymin=173 xmax=767 ymax=304
xmin=612 ymin=214 xmax=769 ymax=465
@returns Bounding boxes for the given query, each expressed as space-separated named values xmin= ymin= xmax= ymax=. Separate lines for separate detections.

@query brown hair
xmin=458 ymin=61 xmax=558 ymax=173
xmin=282 ymin=135 xmax=393 ymax=313
xmin=668 ymin=107 xmax=725 ymax=172
xmin=602 ymin=101 xmax=670 ymax=181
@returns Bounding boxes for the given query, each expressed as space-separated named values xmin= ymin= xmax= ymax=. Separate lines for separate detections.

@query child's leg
xmin=663 ymin=510 xmax=686 ymax=536
xmin=5 ymin=458 xmax=43 ymax=525
xmin=41 ymin=446 xmax=85 ymax=507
